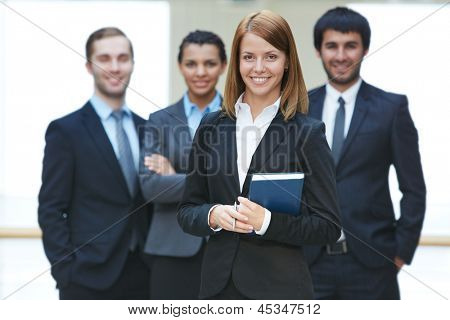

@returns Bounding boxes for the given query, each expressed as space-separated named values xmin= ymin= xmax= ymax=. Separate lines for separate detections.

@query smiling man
xmin=304 ymin=7 xmax=426 ymax=299
xmin=38 ymin=27 xmax=151 ymax=299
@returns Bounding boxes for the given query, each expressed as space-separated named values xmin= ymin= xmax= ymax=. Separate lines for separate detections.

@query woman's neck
xmin=188 ymin=90 xmax=216 ymax=110
xmin=243 ymin=90 xmax=280 ymax=121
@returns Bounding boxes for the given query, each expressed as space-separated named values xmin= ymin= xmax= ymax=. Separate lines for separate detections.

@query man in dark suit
xmin=304 ymin=7 xmax=426 ymax=299
xmin=38 ymin=27 xmax=151 ymax=299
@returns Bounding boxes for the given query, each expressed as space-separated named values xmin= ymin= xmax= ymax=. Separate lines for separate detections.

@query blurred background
xmin=0 ymin=0 xmax=449 ymax=299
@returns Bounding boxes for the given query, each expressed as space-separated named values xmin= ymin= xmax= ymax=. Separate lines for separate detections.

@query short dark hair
xmin=177 ymin=30 xmax=227 ymax=63
xmin=314 ymin=7 xmax=371 ymax=51
xmin=85 ymin=27 xmax=134 ymax=61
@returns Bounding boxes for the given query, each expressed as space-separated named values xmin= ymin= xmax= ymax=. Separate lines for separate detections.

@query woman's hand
xmin=237 ymin=196 xmax=265 ymax=231
xmin=209 ymin=205 xmax=254 ymax=233
xmin=144 ymin=154 xmax=176 ymax=175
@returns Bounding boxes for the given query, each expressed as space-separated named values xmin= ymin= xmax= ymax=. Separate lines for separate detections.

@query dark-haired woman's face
xmin=178 ymin=44 xmax=226 ymax=99
xmin=239 ymin=33 xmax=287 ymax=105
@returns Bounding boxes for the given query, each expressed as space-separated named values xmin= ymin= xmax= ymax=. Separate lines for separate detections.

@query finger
xmin=235 ymin=220 xmax=254 ymax=231
xmin=237 ymin=202 xmax=253 ymax=216
xmin=237 ymin=196 xmax=257 ymax=211
xmin=216 ymin=212 xmax=234 ymax=230
xmin=224 ymin=206 xmax=248 ymax=221
xmin=233 ymin=227 xmax=254 ymax=234
xmin=149 ymin=154 xmax=163 ymax=161
xmin=147 ymin=163 xmax=159 ymax=171
xmin=221 ymin=221 xmax=253 ymax=234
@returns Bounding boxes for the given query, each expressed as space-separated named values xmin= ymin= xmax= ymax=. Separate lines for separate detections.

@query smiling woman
xmin=177 ymin=10 xmax=341 ymax=300
xmin=139 ymin=30 xmax=227 ymax=299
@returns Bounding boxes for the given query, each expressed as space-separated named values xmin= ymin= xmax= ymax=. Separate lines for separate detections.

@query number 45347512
xmin=257 ymin=303 xmax=321 ymax=315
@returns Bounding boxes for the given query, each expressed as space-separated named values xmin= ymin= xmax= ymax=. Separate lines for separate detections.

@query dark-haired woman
xmin=140 ymin=30 xmax=227 ymax=299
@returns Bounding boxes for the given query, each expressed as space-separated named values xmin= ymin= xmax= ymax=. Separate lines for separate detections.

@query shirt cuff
xmin=255 ymin=208 xmax=271 ymax=235
xmin=208 ymin=204 xmax=222 ymax=232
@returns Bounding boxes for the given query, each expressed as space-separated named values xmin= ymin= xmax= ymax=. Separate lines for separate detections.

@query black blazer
xmin=304 ymin=81 xmax=426 ymax=268
xmin=177 ymin=110 xmax=341 ymax=299
xmin=38 ymin=102 xmax=151 ymax=290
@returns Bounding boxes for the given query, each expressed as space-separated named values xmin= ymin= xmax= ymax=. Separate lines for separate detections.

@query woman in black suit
xmin=177 ymin=10 xmax=341 ymax=299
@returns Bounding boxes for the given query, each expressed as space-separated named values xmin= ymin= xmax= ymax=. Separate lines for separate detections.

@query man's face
xmin=317 ymin=29 xmax=367 ymax=90
xmin=86 ymin=35 xmax=134 ymax=100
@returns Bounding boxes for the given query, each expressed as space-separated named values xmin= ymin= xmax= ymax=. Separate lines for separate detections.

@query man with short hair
xmin=38 ymin=27 xmax=151 ymax=299
xmin=304 ymin=7 xmax=426 ymax=299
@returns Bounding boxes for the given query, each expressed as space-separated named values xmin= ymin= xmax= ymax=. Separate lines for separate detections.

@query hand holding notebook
xmin=248 ymin=172 xmax=304 ymax=216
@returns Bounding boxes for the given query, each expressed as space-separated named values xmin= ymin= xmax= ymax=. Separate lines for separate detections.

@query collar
xmin=325 ymin=77 xmax=363 ymax=105
xmin=90 ymin=94 xmax=132 ymax=121
xmin=234 ymin=92 xmax=281 ymax=117
xmin=183 ymin=91 xmax=221 ymax=117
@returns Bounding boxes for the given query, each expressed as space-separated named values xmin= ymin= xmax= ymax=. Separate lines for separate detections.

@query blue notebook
xmin=248 ymin=172 xmax=304 ymax=216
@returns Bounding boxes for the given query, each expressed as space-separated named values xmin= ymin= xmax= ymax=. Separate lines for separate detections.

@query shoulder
xmin=148 ymin=99 xmax=184 ymax=123
xmin=201 ymin=110 xmax=225 ymax=125
xmin=131 ymin=111 xmax=145 ymax=125
xmin=291 ymin=112 xmax=325 ymax=132
xmin=307 ymin=85 xmax=326 ymax=98
xmin=363 ymin=82 xmax=407 ymax=108
xmin=49 ymin=106 xmax=85 ymax=133
xmin=193 ymin=111 xmax=227 ymax=141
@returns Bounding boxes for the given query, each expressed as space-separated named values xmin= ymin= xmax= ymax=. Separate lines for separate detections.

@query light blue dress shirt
xmin=90 ymin=95 xmax=140 ymax=171
xmin=183 ymin=91 xmax=221 ymax=137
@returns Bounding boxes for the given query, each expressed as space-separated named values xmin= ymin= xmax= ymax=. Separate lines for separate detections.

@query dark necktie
xmin=332 ymin=97 xmax=346 ymax=164
xmin=112 ymin=110 xmax=139 ymax=250
xmin=112 ymin=110 xmax=138 ymax=196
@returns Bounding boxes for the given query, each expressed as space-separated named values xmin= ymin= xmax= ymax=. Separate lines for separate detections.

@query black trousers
xmin=207 ymin=278 xmax=249 ymax=300
xmin=148 ymin=243 xmax=205 ymax=300
xmin=310 ymin=251 xmax=400 ymax=300
xmin=59 ymin=251 xmax=150 ymax=300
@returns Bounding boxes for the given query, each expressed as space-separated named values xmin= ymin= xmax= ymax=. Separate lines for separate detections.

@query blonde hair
xmin=222 ymin=10 xmax=308 ymax=121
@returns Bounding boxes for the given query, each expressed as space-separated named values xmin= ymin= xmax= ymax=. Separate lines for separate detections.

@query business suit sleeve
xmin=177 ymin=118 xmax=217 ymax=237
xmin=38 ymin=121 xmax=74 ymax=286
xmin=261 ymin=121 xmax=342 ymax=246
xmin=139 ymin=114 xmax=186 ymax=204
xmin=391 ymin=96 xmax=426 ymax=264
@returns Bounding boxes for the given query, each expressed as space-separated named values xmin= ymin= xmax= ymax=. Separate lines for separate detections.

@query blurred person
xmin=304 ymin=7 xmax=426 ymax=299
xmin=38 ymin=27 xmax=152 ymax=299
xmin=140 ymin=30 xmax=227 ymax=299
xmin=177 ymin=10 xmax=341 ymax=299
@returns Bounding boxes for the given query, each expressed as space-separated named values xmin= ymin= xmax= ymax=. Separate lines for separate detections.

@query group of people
xmin=38 ymin=7 xmax=426 ymax=300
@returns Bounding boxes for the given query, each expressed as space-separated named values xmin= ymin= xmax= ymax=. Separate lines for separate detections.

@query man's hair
xmin=314 ymin=7 xmax=371 ymax=51
xmin=85 ymin=27 xmax=134 ymax=61
xmin=177 ymin=30 xmax=227 ymax=63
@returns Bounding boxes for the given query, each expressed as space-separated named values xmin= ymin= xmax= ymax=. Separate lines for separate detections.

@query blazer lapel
xmin=81 ymin=102 xmax=130 ymax=195
xmin=219 ymin=116 xmax=241 ymax=195
xmin=308 ymin=85 xmax=326 ymax=120
xmin=170 ymin=99 xmax=192 ymax=147
xmin=337 ymin=81 xmax=370 ymax=168
xmin=242 ymin=112 xmax=292 ymax=194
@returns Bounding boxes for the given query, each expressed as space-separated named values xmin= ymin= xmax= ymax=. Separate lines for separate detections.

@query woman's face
xmin=178 ymin=43 xmax=226 ymax=99
xmin=239 ymin=32 xmax=287 ymax=104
